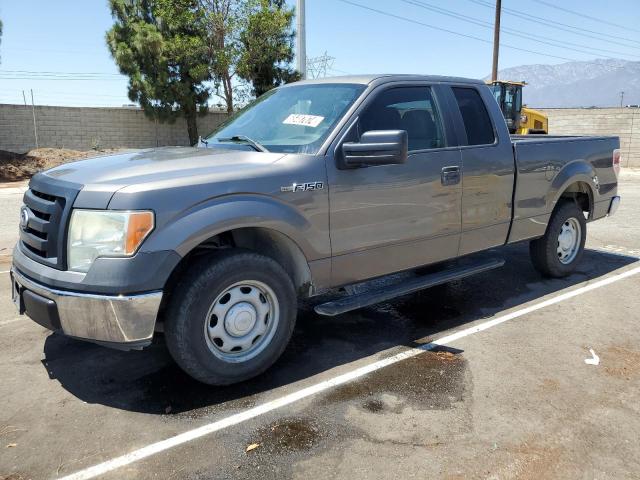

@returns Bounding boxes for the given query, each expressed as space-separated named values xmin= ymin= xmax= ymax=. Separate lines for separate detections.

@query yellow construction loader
xmin=488 ymin=80 xmax=548 ymax=134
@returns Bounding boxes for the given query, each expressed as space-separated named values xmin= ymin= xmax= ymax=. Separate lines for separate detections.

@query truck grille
xmin=19 ymin=179 xmax=80 ymax=270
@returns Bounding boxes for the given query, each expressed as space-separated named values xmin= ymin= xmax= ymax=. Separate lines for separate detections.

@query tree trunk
xmin=186 ymin=110 xmax=199 ymax=146
xmin=223 ymin=72 xmax=234 ymax=114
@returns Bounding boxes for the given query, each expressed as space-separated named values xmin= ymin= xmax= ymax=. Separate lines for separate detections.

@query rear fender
xmin=547 ymin=160 xmax=597 ymax=213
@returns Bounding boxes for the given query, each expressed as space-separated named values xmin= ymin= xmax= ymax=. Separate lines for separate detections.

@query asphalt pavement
xmin=0 ymin=173 xmax=639 ymax=480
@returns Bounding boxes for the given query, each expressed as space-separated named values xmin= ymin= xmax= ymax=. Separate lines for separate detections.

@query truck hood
xmin=42 ymin=146 xmax=286 ymax=189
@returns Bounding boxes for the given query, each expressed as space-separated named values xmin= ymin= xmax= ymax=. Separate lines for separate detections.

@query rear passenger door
xmin=448 ymin=85 xmax=516 ymax=255
xmin=327 ymin=84 xmax=463 ymax=286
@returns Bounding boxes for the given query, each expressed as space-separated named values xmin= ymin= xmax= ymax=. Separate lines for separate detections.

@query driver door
xmin=326 ymin=84 xmax=463 ymax=286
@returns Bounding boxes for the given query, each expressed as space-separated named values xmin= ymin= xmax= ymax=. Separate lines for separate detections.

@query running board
xmin=314 ymin=258 xmax=505 ymax=317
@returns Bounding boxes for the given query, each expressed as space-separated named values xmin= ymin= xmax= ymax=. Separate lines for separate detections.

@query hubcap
xmin=557 ymin=217 xmax=581 ymax=265
xmin=204 ymin=280 xmax=279 ymax=362
xmin=224 ymin=302 xmax=257 ymax=337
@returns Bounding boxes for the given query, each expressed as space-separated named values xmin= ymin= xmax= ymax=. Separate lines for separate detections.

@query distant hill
xmin=489 ymin=58 xmax=640 ymax=108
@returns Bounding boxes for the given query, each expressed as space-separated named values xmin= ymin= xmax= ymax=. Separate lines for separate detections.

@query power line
xmin=0 ymin=69 xmax=122 ymax=77
xmin=336 ymin=0 xmax=579 ymax=62
xmin=533 ymin=0 xmax=640 ymax=34
xmin=401 ymin=0 xmax=640 ymax=60
xmin=328 ymin=67 xmax=352 ymax=75
xmin=0 ymin=76 xmax=125 ymax=81
xmin=467 ymin=0 xmax=640 ymax=48
xmin=0 ymin=90 xmax=130 ymax=99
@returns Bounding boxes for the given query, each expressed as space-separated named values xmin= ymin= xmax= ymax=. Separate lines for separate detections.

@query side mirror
xmin=341 ymin=130 xmax=408 ymax=168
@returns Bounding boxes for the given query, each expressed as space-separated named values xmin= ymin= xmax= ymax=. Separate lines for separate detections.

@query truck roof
xmin=287 ymin=74 xmax=485 ymax=87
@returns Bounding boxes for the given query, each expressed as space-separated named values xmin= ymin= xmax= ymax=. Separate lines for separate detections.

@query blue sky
xmin=0 ymin=0 xmax=638 ymax=107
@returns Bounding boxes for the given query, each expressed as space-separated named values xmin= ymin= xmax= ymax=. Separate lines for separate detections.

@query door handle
xmin=441 ymin=166 xmax=461 ymax=186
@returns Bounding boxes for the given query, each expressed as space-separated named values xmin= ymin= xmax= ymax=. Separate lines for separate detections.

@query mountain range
xmin=489 ymin=58 xmax=640 ymax=108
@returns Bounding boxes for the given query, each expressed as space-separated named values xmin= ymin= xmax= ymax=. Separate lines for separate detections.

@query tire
xmin=164 ymin=250 xmax=297 ymax=385
xmin=529 ymin=201 xmax=587 ymax=278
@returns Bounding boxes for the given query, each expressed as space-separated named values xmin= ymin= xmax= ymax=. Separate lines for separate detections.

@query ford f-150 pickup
xmin=10 ymin=75 xmax=622 ymax=385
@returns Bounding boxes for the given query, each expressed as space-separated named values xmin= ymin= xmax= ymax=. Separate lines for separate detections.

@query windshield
xmin=490 ymin=84 xmax=503 ymax=107
xmin=205 ymin=83 xmax=366 ymax=154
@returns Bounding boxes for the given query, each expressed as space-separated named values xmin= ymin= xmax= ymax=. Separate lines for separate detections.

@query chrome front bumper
xmin=11 ymin=268 xmax=162 ymax=347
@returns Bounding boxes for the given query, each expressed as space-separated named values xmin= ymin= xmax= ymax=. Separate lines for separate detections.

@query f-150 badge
xmin=281 ymin=182 xmax=324 ymax=193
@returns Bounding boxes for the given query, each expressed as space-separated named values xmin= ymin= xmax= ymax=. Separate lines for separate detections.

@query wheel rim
xmin=204 ymin=280 xmax=279 ymax=363
xmin=557 ymin=217 xmax=581 ymax=265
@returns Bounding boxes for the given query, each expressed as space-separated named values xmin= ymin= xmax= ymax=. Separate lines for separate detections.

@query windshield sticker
xmin=283 ymin=114 xmax=325 ymax=128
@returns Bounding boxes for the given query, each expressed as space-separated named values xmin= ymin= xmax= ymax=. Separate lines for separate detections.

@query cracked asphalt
xmin=0 ymin=172 xmax=639 ymax=480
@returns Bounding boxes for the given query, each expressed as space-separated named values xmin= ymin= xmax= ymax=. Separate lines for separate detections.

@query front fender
xmin=140 ymin=194 xmax=327 ymax=261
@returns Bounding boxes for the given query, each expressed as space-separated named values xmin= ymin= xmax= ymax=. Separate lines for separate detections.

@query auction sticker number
xmin=283 ymin=114 xmax=325 ymax=128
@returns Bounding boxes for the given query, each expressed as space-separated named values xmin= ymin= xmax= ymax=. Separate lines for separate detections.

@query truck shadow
xmin=41 ymin=244 xmax=638 ymax=416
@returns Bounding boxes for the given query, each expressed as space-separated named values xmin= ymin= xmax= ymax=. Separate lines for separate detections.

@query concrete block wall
xmin=540 ymin=108 xmax=640 ymax=168
xmin=0 ymin=104 xmax=228 ymax=153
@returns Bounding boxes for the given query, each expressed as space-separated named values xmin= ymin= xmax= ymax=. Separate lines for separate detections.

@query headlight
xmin=67 ymin=210 xmax=154 ymax=272
xmin=520 ymin=114 xmax=528 ymax=124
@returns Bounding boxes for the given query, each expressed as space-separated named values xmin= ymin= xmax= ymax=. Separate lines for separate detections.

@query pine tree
xmin=106 ymin=0 xmax=211 ymax=145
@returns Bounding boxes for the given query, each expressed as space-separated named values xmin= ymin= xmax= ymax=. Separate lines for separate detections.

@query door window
xmin=359 ymin=87 xmax=445 ymax=151
xmin=452 ymin=87 xmax=495 ymax=146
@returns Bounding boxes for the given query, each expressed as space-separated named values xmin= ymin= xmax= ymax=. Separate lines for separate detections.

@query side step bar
xmin=314 ymin=258 xmax=505 ymax=317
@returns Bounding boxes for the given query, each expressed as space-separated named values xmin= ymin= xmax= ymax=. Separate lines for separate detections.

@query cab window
xmin=359 ymin=87 xmax=445 ymax=151
xmin=452 ymin=87 xmax=495 ymax=146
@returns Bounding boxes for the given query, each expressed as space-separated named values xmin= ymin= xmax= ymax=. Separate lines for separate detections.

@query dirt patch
xmin=539 ymin=378 xmax=561 ymax=392
xmin=602 ymin=346 xmax=640 ymax=380
xmin=501 ymin=442 xmax=565 ymax=480
xmin=0 ymin=148 xmax=121 ymax=182
xmin=248 ymin=418 xmax=321 ymax=455
xmin=362 ymin=399 xmax=385 ymax=413
xmin=322 ymin=347 xmax=467 ymax=411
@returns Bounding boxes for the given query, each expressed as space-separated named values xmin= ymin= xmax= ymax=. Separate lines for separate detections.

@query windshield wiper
xmin=216 ymin=135 xmax=269 ymax=153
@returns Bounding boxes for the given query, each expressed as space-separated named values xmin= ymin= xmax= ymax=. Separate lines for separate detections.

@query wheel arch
xmin=162 ymin=226 xmax=314 ymax=304
xmin=548 ymin=161 xmax=597 ymax=218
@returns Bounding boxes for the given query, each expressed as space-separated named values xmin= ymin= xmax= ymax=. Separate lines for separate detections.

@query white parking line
xmin=0 ymin=270 xmax=10 ymax=274
xmin=59 ymin=263 xmax=640 ymax=480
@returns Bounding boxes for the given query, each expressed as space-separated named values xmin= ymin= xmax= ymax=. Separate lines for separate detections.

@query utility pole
xmin=296 ymin=0 xmax=306 ymax=79
xmin=491 ymin=0 xmax=502 ymax=82
xmin=620 ymin=91 xmax=625 ymax=108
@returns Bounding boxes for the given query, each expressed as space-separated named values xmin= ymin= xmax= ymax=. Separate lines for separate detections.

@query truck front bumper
xmin=10 ymin=268 xmax=162 ymax=349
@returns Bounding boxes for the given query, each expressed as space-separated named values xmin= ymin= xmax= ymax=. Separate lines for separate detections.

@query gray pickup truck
xmin=11 ymin=75 xmax=621 ymax=385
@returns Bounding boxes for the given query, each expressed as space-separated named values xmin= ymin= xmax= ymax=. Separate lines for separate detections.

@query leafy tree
xmin=237 ymin=0 xmax=300 ymax=97
xmin=199 ymin=0 xmax=298 ymax=113
xmin=106 ymin=0 xmax=211 ymax=145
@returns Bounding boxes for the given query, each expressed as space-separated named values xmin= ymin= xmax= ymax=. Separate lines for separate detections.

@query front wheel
xmin=529 ymin=201 xmax=587 ymax=278
xmin=164 ymin=250 xmax=297 ymax=385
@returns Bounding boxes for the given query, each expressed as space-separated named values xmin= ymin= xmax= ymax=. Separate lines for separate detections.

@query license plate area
xmin=10 ymin=273 xmax=25 ymax=314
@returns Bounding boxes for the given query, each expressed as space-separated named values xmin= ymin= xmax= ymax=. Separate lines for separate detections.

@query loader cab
xmin=488 ymin=80 xmax=548 ymax=135
xmin=489 ymin=81 xmax=523 ymax=134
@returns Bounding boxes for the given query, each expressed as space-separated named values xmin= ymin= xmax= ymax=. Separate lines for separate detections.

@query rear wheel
xmin=164 ymin=250 xmax=297 ymax=385
xmin=529 ymin=201 xmax=587 ymax=278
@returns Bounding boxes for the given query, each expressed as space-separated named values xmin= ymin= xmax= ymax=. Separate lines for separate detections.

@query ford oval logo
xmin=20 ymin=207 xmax=29 ymax=229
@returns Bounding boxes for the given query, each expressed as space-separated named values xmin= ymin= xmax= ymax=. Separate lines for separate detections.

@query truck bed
xmin=508 ymin=134 xmax=619 ymax=243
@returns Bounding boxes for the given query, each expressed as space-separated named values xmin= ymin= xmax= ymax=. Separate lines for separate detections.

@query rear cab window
xmin=359 ymin=87 xmax=446 ymax=152
xmin=451 ymin=87 xmax=495 ymax=146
